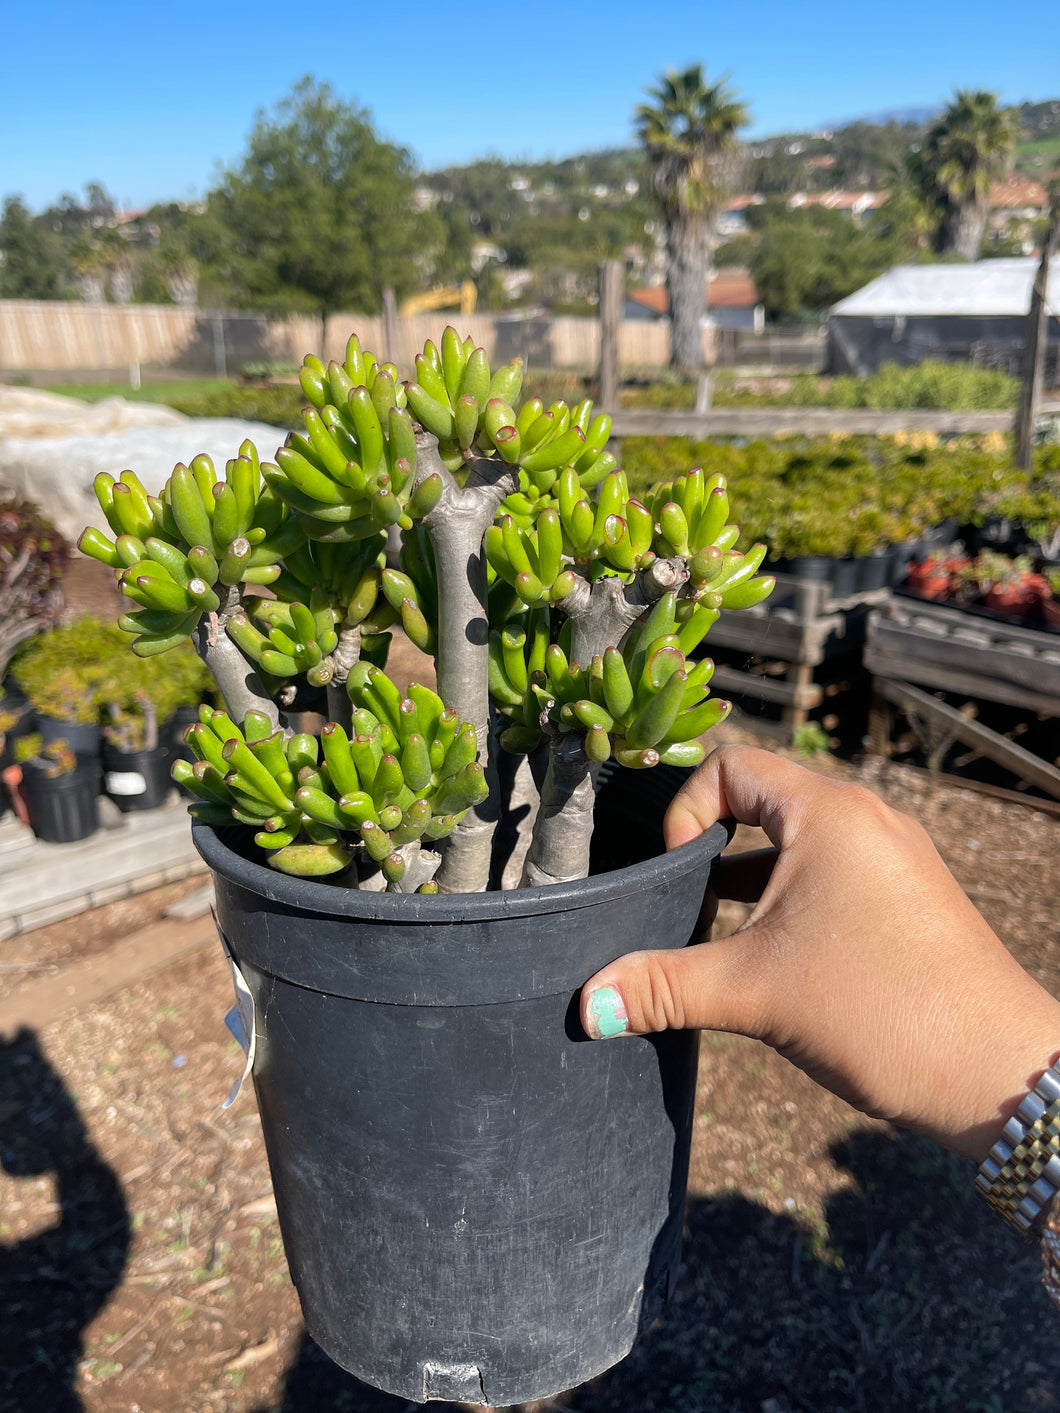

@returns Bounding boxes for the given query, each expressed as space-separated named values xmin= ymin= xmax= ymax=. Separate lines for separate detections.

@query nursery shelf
xmin=865 ymin=597 xmax=1060 ymax=801
xmin=0 ymin=794 xmax=208 ymax=939
xmin=704 ymin=573 xmax=892 ymax=732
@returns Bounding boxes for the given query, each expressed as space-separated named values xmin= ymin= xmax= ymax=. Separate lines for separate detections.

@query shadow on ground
xmin=256 ymin=1129 xmax=1060 ymax=1413
xmin=0 ymin=1028 xmax=130 ymax=1412
xmin=4 ymin=1044 xmax=1059 ymax=1413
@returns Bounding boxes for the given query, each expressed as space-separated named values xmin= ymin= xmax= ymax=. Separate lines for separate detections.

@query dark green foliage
xmin=163 ymin=384 xmax=304 ymax=428
xmin=0 ymin=196 xmax=67 ymax=299
xmin=200 ymin=78 xmax=434 ymax=316
xmin=625 ymin=361 xmax=1018 ymax=411
xmin=622 ymin=434 xmax=1054 ymax=560
xmin=739 ymin=200 xmax=907 ymax=318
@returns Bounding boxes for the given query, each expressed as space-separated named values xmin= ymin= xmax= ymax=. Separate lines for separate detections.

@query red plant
xmin=0 ymin=496 xmax=69 ymax=677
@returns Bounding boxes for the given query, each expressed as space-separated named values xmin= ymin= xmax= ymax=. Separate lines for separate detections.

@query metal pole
xmin=1015 ymin=188 xmax=1058 ymax=471
xmin=383 ymin=287 xmax=399 ymax=366
xmin=212 ymin=312 xmax=228 ymax=379
xmin=598 ymin=260 xmax=623 ymax=412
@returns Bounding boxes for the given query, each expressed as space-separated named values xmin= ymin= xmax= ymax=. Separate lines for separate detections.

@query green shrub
xmin=622 ymin=360 xmax=1018 ymax=412
xmin=621 ymin=435 xmax=1055 ymax=560
xmin=12 ymin=616 xmax=211 ymax=734
xmin=164 ymin=385 xmax=304 ymax=427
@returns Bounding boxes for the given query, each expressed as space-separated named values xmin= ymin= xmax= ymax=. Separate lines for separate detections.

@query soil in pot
xmin=196 ymin=815 xmax=730 ymax=1406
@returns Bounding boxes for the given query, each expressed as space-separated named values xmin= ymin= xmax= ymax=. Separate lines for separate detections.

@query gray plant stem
xmin=324 ymin=625 xmax=362 ymax=733
xmin=521 ymin=734 xmax=596 ymax=888
xmin=417 ymin=435 xmax=515 ymax=893
xmin=192 ymin=585 xmax=282 ymax=732
xmin=564 ymin=557 xmax=689 ymax=668
xmin=388 ymin=843 xmax=442 ymax=894
xmin=522 ymin=558 xmax=690 ymax=887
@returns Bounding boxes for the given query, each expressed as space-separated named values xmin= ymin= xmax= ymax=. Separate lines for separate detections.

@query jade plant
xmin=78 ymin=328 xmax=773 ymax=893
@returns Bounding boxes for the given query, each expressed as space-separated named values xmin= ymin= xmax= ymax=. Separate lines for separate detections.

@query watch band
xmin=976 ymin=1060 xmax=1060 ymax=1233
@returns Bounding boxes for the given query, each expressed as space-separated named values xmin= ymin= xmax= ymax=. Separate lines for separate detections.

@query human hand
xmin=580 ymin=744 xmax=1060 ymax=1161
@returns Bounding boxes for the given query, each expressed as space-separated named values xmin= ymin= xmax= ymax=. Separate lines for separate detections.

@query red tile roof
xmin=629 ymin=268 xmax=760 ymax=312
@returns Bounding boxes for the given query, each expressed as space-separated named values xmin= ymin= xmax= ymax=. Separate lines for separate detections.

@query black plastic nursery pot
xmin=20 ymin=759 xmax=100 ymax=843
xmin=195 ymin=816 xmax=731 ymax=1406
xmin=36 ymin=713 xmax=101 ymax=758
xmin=101 ymin=742 xmax=172 ymax=812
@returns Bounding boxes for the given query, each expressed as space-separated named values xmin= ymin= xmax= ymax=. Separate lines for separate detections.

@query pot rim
xmin=193 ymin=816 xmax=733 ymax=923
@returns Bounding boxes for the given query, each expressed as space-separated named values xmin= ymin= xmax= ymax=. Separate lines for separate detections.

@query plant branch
xmin=521 ymin=734 xmax=596 ymax=887
xmin=420 ymin=435 xmax=516 ymax=893
xmin=564 ymin=557 xmax=689 ymax=667
xmin=192 ymin=585 xmax=281 ymax=731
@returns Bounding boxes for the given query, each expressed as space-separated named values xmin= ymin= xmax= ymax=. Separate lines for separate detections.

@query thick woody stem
xmin=388 ymin=843 xmax=442 ymax=894
xmin=522 ymin=559 xmax=690 ymax=887
xmin=564 ymin=558 xmax=688 ymax=668
xmin=420 ymin=436 xmax=515 ymax=893
xmin=324 ymin=625 xmax=361 ymax=732
xmin=521 ymin=735 xmax=596 ymax=887
xmin=192 ymin=586 xmax=281 ymax=731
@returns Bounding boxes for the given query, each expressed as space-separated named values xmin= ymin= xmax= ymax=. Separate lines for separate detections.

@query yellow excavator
xmin=399 ymin=280 xmax=477 ymax=318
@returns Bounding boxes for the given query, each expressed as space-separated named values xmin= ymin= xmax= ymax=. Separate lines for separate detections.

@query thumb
xmin=580 ymin=932 xmax=766 ymax=1040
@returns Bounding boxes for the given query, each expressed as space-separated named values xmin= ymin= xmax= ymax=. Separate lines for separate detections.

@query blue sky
xmin=2 ymin=0 xmax=1054 ymax=212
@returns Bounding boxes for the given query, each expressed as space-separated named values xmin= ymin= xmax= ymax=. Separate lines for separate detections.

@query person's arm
xmin=580 ymin=744 xmax=1060 ymax=1165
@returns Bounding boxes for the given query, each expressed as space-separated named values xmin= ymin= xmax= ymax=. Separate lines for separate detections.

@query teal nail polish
xmin=586 ymin=986 xmax=628 ymax=1039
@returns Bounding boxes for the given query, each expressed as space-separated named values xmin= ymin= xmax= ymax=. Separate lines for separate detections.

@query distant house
xmin=826 ymin=258 xmax=1059 ymax=376
xmin=625 ymin=268 xmax=764 ymax=332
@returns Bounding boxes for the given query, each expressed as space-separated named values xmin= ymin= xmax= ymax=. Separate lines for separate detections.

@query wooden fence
xmin=0 ymin=302 xmax=683 ymax=375
xmin=0 ymin=300 xmax=824 ymax=376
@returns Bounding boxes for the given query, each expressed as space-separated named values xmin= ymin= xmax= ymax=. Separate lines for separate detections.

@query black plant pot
xmin=856 ymin=549 xmax=894 ymax=593
xmin=20 ymin=760 xmax=100 ymax=843
xmin=37 ymin=714 xmax=100 ymax=758
xmin=101 ymin=742 xmax=172 ymax=812
xmin=0 ymin=683 xmax=36 ymax=772
xmin=196 ymin=816 xmax=730 ymax=1406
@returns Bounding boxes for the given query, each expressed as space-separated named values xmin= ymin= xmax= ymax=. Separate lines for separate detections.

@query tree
xmin=0 ymin=197 xmax=66 ymax=299
xmin=918 ymin=90 xmax=1020 ymax=259
xmin=203 ymin=77 xmax=432 ymax=315
xmin=636 ymin=64 xmax=748 ymax=372
xmin=742 ymin=201 xmax=907 ymax=319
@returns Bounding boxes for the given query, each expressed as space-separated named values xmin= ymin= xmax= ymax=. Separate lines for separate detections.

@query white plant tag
xmin=214 ymin=909 xmax=256 ymax=1110
xmin=105 ymin=770 xmax=147 ymax=795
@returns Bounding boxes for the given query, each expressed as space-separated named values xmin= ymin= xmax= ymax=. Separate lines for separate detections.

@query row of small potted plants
xmin=624 ymin=436 xmax=1060 ymax=598
xmin=0 ymin=616 xmax=212 ymax=842
xmin=904 ymin=551 xmax=1060 ymax=629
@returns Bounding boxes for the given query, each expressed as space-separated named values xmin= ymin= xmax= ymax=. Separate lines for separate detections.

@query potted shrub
xmin=1041 ymin=569 xmax=1060 ymax=629
xmin=10 ymin=616 xmax=116 ymax=757
xmin=98 ymin=629 xmax=211 ymax=811
xmin=0 ymin=494 xmax=69 ymax=681
xmin=77 ymin=328 xmax=772 ymax=1404
xmin=13 ymin=733 xmax=100 ymax=843
xmin=905 ymin=550 xmax=961 ymax=601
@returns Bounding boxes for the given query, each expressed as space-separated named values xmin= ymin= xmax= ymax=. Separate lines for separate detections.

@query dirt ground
xmin=1 ymin=721 xmax=1058 ymax=1413
xmin=2 ymin=558 xmax=1059 ymax=1411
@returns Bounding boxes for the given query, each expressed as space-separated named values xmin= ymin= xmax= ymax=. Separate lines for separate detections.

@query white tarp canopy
xmin=830 ymin=258 xmax=1059 ymax=319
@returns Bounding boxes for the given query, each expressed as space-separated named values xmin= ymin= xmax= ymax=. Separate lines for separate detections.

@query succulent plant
xmin=0 ymin=495 xmax=69 ymax=678
xmin=79 ymin=328 xmax=774 ymax=892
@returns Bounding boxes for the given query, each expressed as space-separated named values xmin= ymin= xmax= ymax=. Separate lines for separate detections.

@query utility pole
xmin=1015 ymin=184 xmax=1059 ymax=471
xmin=598 ymin=260 xmax=623 ymax=412
xmin=382 ymin=286 xmax=399 ymax=366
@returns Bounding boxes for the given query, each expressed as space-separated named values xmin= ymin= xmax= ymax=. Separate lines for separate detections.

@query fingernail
xmin=584 ymin=985 xmax=629 ymax=1039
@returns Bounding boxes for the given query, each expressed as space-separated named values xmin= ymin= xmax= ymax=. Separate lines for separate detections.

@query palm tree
xmin=920 ymin=90 xmax=1020 ymax=260
xmin=636 ymin=64 xmax=749 ymax=373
